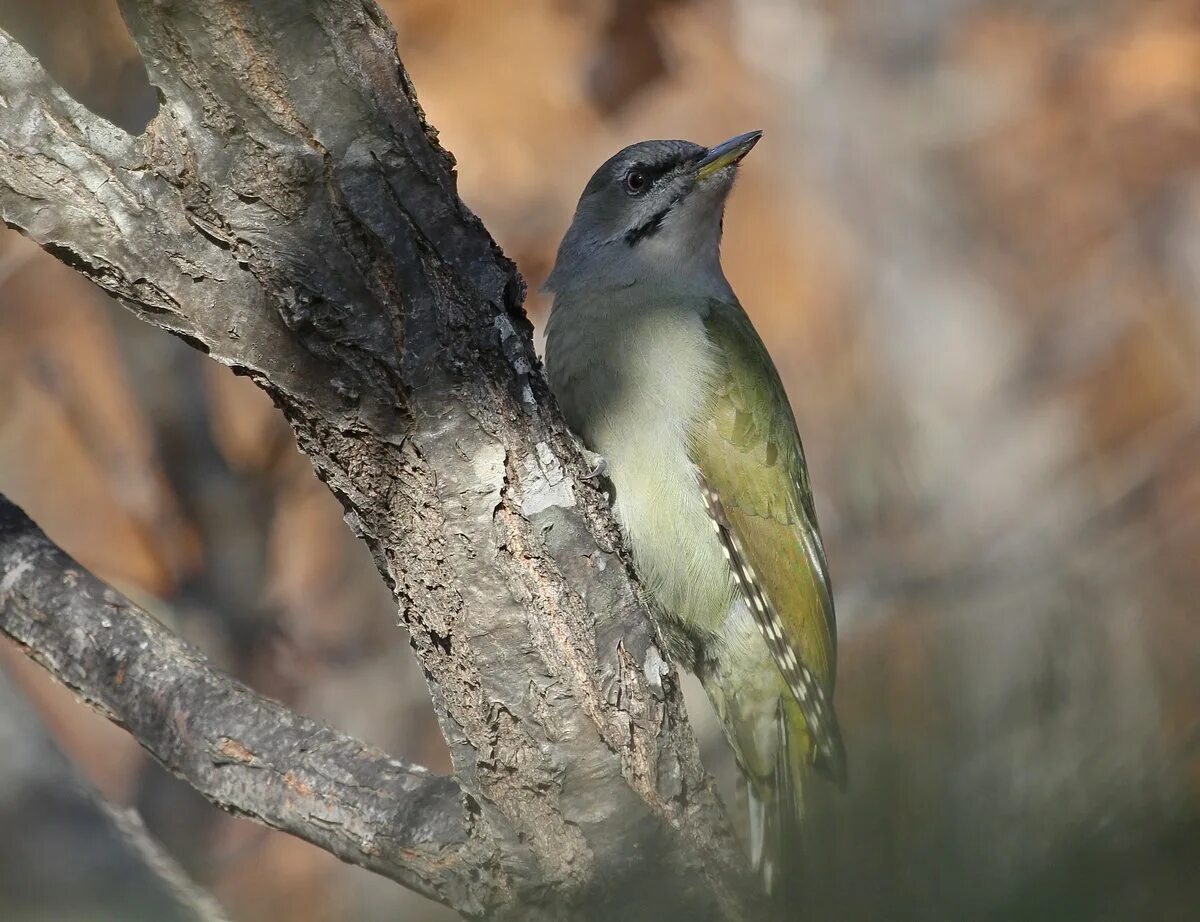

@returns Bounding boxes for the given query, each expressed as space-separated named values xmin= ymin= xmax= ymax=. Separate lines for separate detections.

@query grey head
xmin=545 ymin=131 xmax=762 ymax=299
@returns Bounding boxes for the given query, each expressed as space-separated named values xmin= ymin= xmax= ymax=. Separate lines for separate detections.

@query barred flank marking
xmin=700 ymin=479 xmax=838 ymax=765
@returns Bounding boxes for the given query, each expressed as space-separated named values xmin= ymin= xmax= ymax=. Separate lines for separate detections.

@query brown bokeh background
xmin=1 ymin=1 xmax=1198 ymax=920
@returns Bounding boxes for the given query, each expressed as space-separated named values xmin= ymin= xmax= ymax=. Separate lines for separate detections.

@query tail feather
xmin=747 ymin=701 xmax=808 ymax=909
xmin=746 ymin=781 xmax=768 ymax=871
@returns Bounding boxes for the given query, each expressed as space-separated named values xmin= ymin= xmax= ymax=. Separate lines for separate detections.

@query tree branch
xmin=0 ymin=494 xmax=475 ymax=910
xmin=92 ymin=800 xmax=232 ymax=922
xmin=0 ymin=663 xmax=213 ymax=920
xmin=0 ymin=2 xmax=766 ymax=918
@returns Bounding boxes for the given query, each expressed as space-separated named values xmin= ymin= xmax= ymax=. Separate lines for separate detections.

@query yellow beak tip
xmin=696 ymin=129 xmax=764 ymax=180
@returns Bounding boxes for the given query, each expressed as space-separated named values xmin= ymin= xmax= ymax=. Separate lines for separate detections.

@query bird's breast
xmin=546 ymin=296 xmax=736 ymax=636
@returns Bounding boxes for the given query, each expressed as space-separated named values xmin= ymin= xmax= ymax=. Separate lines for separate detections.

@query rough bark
xmin=0 ymin=495 xmax=472 ymax=909
xmin=0 ymin=2 xmax=764 ymax=919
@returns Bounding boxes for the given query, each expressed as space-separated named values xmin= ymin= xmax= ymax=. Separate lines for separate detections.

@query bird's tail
xmin=746 ymin=700 xmax=809 ymax=907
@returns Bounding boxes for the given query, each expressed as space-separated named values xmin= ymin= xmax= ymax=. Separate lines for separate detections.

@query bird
xmin=543 ymin=131 xmax=845 ymax=900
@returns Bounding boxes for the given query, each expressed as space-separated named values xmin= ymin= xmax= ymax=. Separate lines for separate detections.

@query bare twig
xmin=94 ymin=800 xmax=233 ymax=922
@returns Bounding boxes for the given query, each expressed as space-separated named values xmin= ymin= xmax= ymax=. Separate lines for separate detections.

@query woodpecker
xmin=544 ymin=131 xmax=845 ymax=898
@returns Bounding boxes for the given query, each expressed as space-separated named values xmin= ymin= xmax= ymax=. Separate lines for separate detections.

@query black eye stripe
xmin=624 ymin=206 xmax=670 ymax=246
xmin=621 ymin=158 xmax=677 ymax=188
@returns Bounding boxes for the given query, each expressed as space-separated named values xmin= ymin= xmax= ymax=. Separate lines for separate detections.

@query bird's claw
xmin=580 ymin=449 xmax=608 ymax=482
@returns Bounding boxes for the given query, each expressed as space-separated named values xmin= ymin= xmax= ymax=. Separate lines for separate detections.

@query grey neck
xmin=546 ymin=189 xmax=736 ymax=305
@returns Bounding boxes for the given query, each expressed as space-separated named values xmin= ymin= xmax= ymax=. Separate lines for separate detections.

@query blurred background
xmin=1 ymin=1 xmax=1198 ymax=920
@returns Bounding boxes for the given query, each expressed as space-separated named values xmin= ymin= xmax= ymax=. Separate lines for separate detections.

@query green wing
xmin=691 ymin=299 xmax=845 ymax=784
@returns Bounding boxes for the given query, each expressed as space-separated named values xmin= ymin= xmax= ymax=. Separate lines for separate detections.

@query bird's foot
xmin=580 ymin=448 xmax=608 ymax=482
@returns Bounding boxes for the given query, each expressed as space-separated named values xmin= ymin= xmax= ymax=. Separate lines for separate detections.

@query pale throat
xmin=628 ymin=187 xmax=732 ymax=299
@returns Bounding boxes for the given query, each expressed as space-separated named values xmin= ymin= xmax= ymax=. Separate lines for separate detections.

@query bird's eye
xmin=624 ymin=169 xmax=647 ymax=195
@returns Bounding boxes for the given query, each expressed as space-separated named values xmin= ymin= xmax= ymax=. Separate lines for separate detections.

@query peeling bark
xmin=0 ymin=2 xmax=765 ymax=919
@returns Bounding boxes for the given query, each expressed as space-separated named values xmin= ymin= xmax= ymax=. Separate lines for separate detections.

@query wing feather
xmin=692 ymin=300 xmax=845 ymax=785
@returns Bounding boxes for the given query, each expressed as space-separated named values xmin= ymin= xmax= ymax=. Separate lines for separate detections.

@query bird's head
xmin=545 ymin=130 xmax=762 ymax=297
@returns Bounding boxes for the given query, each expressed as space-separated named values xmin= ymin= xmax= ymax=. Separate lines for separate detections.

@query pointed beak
xmin=695 ymin=129 xmax=763 ymax=180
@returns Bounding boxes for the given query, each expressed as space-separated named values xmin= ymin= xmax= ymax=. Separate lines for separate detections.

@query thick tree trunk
xmin=0 ymin=2 xmax=766 ymax=920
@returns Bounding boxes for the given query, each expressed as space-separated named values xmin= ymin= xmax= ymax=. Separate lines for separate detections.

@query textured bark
xmin=0 ymin=2 xmax=765 ymax=919
xmin=0 ymin=495 xmax=472 ymax=909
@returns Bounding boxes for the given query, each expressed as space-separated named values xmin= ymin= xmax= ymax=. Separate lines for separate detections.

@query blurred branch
xmin=0 ymin=662 xmax=211 ymax=921
xmin=0 ymin=494 xmax=473 ymax=908
xmin=0 ymin=2 xmax=764 ymax=920
xmin=94 ymin=800 xmax=232 ymax=922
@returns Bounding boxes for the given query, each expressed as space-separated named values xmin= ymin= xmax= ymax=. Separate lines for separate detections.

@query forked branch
xmin=0 ymin=3 xmax=767 ymax=919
